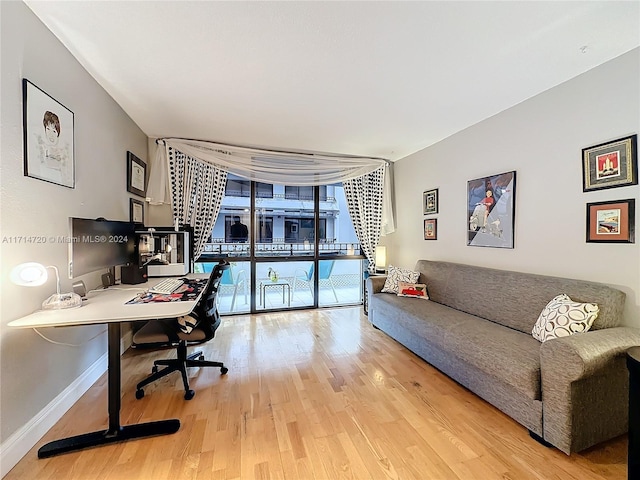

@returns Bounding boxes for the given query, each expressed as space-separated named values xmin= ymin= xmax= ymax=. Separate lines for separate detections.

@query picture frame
xmin=586 ymin=198 xmax=635 ymax=243
xmin=127 ymin=151 xmax=147 ymax=197
xmin=582 ymin=135 xmax=637 ymax=192
xmin=22 ymin=79 xmax=75 ymax=188
xmin=130 ymin=198 xmax=145 ymax=225
xmin=424 ymin=218 xmax=437 ymax=240
xmin=467 ymin=171 xmax=516 ymax=248
xmin=423 ymin=188 xmax=439 ymax=215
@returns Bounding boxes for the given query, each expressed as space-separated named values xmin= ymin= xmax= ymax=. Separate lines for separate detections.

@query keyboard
xmin=148 ymin=278 xmax=184 ymax=295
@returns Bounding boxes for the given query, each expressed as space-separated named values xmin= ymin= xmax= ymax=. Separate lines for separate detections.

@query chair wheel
xmin=199 ymin=355 xmax=204 ymax=361
xmin=135 ymin=389 xmax=144 ymax=399
xmin=184 ymin=389 xmax=195 ymax=400
xmin=151 ymin=366 xmax=158 ymax=374
xmin=221 ymin=367 xmax=228 ymax=375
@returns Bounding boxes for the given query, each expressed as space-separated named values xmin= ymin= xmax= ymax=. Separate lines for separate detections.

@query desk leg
xmin=37 ymin=323 xmax=180 ymax=458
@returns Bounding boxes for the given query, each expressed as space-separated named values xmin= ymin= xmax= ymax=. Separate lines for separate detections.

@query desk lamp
xmin=10 ymin=262 xmax=82 ymax=310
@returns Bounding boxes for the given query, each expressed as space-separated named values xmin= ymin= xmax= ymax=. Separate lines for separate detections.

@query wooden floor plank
xmin=5 ymin=307 xmax=628 ymax=480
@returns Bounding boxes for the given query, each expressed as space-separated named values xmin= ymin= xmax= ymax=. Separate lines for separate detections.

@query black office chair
xmin=132 ymin=261 xmax=230 ymax=400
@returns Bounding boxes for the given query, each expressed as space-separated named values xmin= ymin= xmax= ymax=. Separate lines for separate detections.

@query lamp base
xmin=42 ymin=292 xmax=83 ymax=310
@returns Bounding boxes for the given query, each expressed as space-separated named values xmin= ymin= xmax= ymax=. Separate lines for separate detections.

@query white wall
xmin=388 ymin=49 xmax=640 ymax=327
xmin=0 ymin=0 xmax=148 ymax=460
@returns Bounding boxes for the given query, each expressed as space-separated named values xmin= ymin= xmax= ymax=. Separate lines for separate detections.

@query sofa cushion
xmin=444 ymin=318 xmax=542 ymax=400
xmin=371 ymin=293 xmax=542 ymax=400
xmin=371 ymin=293 xmax=469 ymax=347
xmin=381 ymin=265 xmax=420 ymax=293
xmin=531 ymin=294 xmax=599 ymax=342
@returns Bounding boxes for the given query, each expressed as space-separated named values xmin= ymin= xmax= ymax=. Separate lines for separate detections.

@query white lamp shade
xmin=10 ymin=262 xmax=48 ymax=287
xmin=375 ymin=246 xmax=387 ymax=269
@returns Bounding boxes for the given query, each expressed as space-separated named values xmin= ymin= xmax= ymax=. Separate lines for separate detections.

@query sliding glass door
xmin=196 ymin=175 xmax=364 ymax=314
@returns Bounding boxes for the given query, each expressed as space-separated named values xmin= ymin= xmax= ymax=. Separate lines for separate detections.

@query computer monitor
xmin=68 ymin=217 xmax=137 ymax=278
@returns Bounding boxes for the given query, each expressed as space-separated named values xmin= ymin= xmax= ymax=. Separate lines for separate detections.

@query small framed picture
xmin=127 ymin=151 xmax=147 ymax=197
xmin=130 ymin=198 xmax=145 ymax=225
xmin=423 ymin=188 xmax=438 ymax=215
xmin=582 ymin=135 xmax=637 ymax=192
xmin=22 ymin=79 xmax=75 ymax=188
xmin=424 ymin=218 xmax=437 ymax=240
xmin=586 ymin=199 xmax=635 ymax=243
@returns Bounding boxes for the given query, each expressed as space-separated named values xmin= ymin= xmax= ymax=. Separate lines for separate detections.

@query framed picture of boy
xmin=467 ymin=171 xmax=516 ymax=248
xmin=22 ymin=79 xmax=75 ymax=188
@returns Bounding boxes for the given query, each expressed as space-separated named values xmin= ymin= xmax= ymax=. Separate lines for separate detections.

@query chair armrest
xmin=539 ymin=326 xmax=640 ymax=453
xmin=235 ymin=270 xmax=246 ymax=284
xmin=293 ymin=268 xmax=309 ymax=280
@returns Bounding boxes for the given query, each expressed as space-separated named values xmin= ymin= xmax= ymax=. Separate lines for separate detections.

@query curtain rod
xmin=154 ymin=137 xmax=392 ymax=164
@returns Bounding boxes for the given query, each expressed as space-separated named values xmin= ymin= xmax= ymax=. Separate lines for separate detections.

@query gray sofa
xmin=366 ymin=260 xmax=640 ymax=454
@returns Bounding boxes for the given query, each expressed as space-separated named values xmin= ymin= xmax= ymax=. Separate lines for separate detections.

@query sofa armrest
xmin=540 ymin=326 xmax=640 ymax=453
xmin=541 ymin=326 xmax=640 ymax=381
xmin=366 ymin=275 xmax=387 ymax=294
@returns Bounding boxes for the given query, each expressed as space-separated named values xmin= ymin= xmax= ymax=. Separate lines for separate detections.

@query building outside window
xmin=285 ymin=185 xmax=326 ymax=201
xmin=225 ymin=176 xmax=273 ymax=198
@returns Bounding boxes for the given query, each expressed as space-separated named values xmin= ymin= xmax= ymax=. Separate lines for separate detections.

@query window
xmin=256 ymin=182 xmax=273 ymax=198
xmin=225 ymin=177 xmax=250 ymax=197
xmin=257 ymin=217 xmax=273 ymax=243
xmin=199 ymin=181 xmax=364 ymax=314
xmin=224 ymin=215 xmax=250 ymax=243
xmin=284 ymin=185 xmax=327 ymax=201
xmin=225 ymin=175 xmax=272 ymax=198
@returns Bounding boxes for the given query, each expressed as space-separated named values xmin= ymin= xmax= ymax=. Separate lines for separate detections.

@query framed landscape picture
xmin=586 ymin=199 xmax=635 ymax=243
xmin=467 ymin=171 xmax=516 ymax=248
xmin=423 ymin=188 xmax=438 ymax=215
xmin=582 ymin=135 xmax=637 ymax=192
xmin=22 ymin=79 xmax=75 ymax=188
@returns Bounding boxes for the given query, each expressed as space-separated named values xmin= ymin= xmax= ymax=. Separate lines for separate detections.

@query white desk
xmin=7 ymin=275 xmax=206 ymax=458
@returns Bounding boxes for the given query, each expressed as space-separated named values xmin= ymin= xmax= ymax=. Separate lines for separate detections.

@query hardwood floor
xmin=6 ymin=308 xmax=628 ymax=480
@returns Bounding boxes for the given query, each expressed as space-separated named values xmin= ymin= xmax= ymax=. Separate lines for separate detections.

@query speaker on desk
xmin=121 ymin=264 xmax=148 ymax=285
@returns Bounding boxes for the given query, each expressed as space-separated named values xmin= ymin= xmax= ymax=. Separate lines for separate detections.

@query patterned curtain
xmin=167 ymin=147 xmax=227 ymax=260
xmin=343 ymin=165 xmax=386 ymax=274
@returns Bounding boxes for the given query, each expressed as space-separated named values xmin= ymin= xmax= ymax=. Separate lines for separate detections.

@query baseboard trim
xmin=0 ymin=352 xmax=108 ymax=478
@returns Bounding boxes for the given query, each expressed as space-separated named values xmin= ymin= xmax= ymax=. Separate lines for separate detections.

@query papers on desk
xmin=126 ymin=278 xmax=208 ymax=304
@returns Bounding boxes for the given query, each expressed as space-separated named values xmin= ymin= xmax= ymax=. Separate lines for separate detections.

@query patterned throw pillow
xmin=531 ymin=294 xmax=599 ymax=342
xmin=381 ymin=265 xmax=420 ymax=294
xmin=397 ymin=282 xmax=429 ymax=299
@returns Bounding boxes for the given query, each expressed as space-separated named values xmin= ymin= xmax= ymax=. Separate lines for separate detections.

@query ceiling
xmin=25 ymin=1 xmax=639 ymax=161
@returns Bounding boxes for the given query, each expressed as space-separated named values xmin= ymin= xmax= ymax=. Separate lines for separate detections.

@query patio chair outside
xmin=202 ymin=262 xmax=247 ymax=311
xmin=291 ymin=260 xmax=338 ymax=302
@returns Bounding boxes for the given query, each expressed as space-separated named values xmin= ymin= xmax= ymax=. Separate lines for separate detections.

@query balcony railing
xmin=200 ymin=241 xmax=361 ymax=257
